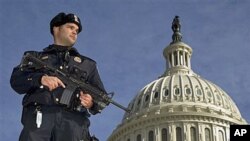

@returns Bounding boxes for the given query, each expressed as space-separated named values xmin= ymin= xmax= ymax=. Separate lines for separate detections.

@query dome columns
xmin=164 ymin=44 xmax=192 ymax=68
xmin=163 ymin=42 xmax=193 ymax=75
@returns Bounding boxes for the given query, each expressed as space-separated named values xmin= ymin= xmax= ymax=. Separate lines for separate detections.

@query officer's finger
xmin=49 ymin=82 xmax=57 ymax=91
xmin=80 ymin=98 xmax=93 ymax=109
xmin=80 ymin=93 xmax=92 ymax=100
xmin=47 ymin=84 xmax=54 ymax=91
xmin=56 ymin=78 xmax=65 ymax=88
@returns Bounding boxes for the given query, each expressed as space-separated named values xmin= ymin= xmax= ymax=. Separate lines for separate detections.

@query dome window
xmin=148 ymin=130 xmax=154 ymax=141
xmin=185 ymin=87 xmax=191 ymax=95
xmin=175 ymin=87 xmax=180 ymax=95
xmin=154 ymin=91 xmax=159 ymax=99
xmin=196 ymin=87 xmax=202 ymax=96
xmin=174 ymin=51 xmax=178 ymax=66
xmin=137 ymin=99 xmax=141 ymax=106
xmin=164 ymin=89 xmax=169 ymax=97
xmin=190 ymin=127 xmax=197 ymax=141
xmin=161 ymin=128 xmax=168 ymax=141
xmin=176 ymin=127 xmax=182 ymax=141
xmin=185 ymin=53 xmax=188 ymax=67
xmin=137 ymin=134 xmax=142 ymax=141
xmin=205 ymin=128 xmax=211 ymax=141
xmin=145 ymin=95 xmax=150 ymax=102
xmin=218 ymin=130 xmax=225 ymax=141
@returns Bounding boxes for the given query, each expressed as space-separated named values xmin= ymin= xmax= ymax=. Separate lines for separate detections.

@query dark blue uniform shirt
xmin=10 ymin=44 xmax=106 ymax=115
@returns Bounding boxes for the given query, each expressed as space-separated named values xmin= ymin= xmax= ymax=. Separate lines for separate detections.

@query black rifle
xmin=21 ymin=53 xmax=130 ymax=113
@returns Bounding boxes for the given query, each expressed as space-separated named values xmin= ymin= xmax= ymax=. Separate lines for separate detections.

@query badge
xmin=74 ymin=56 xmax=82 ymax=63
xmin=41 ymin=56 xmax=48 ymax=60
xmin=74 ymin=15 xmax=79 ymax=23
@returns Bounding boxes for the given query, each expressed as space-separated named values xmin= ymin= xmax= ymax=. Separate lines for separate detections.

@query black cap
xmin=50 ymin=12 xmax=82 ymax=35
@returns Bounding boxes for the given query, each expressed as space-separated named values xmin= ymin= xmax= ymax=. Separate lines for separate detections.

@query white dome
xmin=108 ymin=73 xmax=247 ymax=141
xmin=108 ymin=16 xmax=247 ymax=141
xmin=123 ymin=73 xmax=245 ymax=124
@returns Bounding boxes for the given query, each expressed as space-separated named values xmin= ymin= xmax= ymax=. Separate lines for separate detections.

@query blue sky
xmin=1 ymin=0 xmax=250 ymax=140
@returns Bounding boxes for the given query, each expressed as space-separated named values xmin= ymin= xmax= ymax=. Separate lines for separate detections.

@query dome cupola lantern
xmin=163 ymin=16 xmax=193 ymax=76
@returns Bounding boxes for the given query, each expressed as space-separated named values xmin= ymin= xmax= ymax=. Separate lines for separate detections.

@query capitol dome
xmin=108 ymin=16 xmax=247 ymax=141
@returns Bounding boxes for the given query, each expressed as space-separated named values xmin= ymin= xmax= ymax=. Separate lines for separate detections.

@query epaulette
xmin=80 ymin=55 xmax=96 ymax=63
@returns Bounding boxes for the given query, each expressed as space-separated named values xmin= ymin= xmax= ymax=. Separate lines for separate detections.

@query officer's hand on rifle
xmin=41 ymin=75 xmax=66 ymax=91
xmin=79 ymin=92 xmax=93 ymax=109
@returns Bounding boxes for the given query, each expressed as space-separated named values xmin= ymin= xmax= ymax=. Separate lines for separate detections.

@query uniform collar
xmin=43 ymin=44 xmax=80 ymax=56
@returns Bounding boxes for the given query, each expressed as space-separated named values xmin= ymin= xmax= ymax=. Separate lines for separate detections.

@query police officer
xmin=10 ymin=12 xmax=105 ymax=141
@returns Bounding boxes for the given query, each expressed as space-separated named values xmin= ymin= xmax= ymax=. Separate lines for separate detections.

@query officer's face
xmin=53 ymin=23 xmax=79 ymax=47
